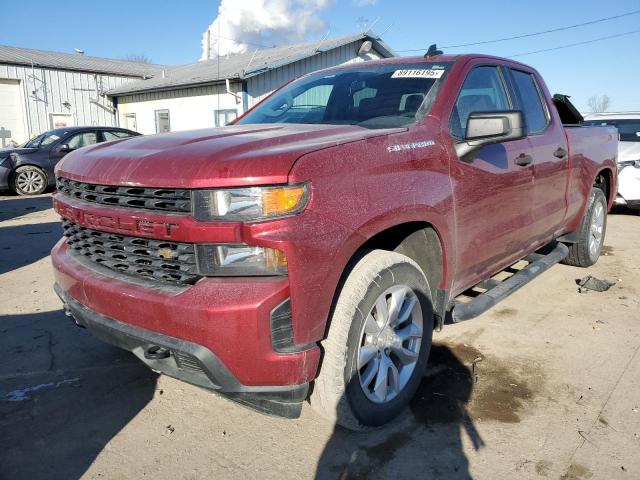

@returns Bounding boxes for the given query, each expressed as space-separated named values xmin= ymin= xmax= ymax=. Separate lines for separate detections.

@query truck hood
xmin=56 ymin=124 xmax=401 ymax=188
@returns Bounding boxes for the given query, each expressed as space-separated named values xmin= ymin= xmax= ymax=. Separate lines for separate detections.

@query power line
xmin=508 ymin=29 xmax=640 ymax=57
xmin=396 ymin=9 xmax=640 ymax=52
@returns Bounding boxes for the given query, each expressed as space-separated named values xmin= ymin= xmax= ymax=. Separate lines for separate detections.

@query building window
xmin=155 ymin=109 xmax=171 ymax=133
xmin=215 ymin=109 xmax=238 ymax=127
xmin=124 ymin=113 xmax=137 ymax=131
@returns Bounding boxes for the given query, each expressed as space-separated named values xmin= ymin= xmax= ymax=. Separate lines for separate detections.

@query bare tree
xmin=123 ymin=53 xmax=152 ymax=64
xmin=587 ymin=95 xmax=611 ymax=113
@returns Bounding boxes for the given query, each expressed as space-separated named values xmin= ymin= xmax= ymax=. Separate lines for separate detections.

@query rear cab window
xmin=509 ymin=69 xmax=550 ymax=134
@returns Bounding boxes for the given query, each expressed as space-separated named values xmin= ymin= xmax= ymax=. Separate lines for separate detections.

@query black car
xmin=0 ymin=126 xmax=140 ymax=196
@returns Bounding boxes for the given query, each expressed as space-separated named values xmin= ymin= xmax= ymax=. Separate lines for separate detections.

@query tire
xmin=562 ymin=188 xmax=607 ymax=267
xmin=310 ymin=250 xmax=434 ymax=430
xmin=12 ymin=165 xmax=48 ymax=196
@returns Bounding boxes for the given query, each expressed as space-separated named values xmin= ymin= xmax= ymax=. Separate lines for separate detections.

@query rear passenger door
xmin=449 ymin=65 xmax=535 ymax=292
xmin=508 ymin=68 xmax=569 ymax=240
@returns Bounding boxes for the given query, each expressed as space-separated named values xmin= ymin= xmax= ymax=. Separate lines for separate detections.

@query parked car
xmin=51 ymin=54 xmax=617 ymax=429
xmin=583 ymin=113 xmax=640 ymax=209
xmin=0 ymin=126 xmax=140 ymax=196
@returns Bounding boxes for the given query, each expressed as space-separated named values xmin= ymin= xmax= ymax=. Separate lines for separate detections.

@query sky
xmin=2 ymin=0 xmax=639 ymax=112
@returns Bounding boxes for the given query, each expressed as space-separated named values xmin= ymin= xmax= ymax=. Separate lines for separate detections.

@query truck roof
xmin=319 ymin=53 xmax=536 ymax=74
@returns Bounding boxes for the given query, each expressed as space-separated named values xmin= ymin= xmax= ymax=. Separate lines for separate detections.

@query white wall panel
xmin=117 ymin=83 xmax=243 ymax=135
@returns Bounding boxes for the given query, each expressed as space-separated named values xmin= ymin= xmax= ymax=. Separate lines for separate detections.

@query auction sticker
xmin=391 ymin=69 xmax=445 ymax=79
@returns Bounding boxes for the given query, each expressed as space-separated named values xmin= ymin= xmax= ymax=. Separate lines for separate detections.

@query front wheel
xmin=12 ymin=165 xmax=48 ymax=196
xmin=310 ymin=250 xmax=433 ymax=430
xmin=562 ymin=188 xmax=608 ymax=267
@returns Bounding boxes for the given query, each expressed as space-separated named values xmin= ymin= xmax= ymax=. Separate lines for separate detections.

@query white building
xmin=108 ymin=33 xmax=395 ymax=135
xmin=0 ymin=45 xmax=163 ymax=146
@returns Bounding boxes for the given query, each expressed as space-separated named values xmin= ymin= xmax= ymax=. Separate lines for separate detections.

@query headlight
xmin=618 ymin=160 xmax=640 ymax=169
xmin=196 ymin=244 xmax=287 ymax=276
xmin=192 ymin=183 xmax=309 ymax=221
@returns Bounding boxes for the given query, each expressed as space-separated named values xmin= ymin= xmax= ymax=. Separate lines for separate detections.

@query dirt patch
xmin=494 ymin=307 xmax=518 ymax=317
xmin=412 ymin=343 xmax=541 ymax=425
xmin=602 ymin=245 xmax=614 ymax=256
xmin=535 ymin=460 xmax=552 ymax=476
xmin=561 ymin=463 xmax=593 ymax=479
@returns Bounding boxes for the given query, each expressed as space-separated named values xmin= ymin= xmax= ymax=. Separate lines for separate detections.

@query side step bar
xmin=451 ymin=242 xmax=569 ymax=322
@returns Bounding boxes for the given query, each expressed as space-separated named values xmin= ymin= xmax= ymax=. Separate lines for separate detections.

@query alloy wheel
xmin=16 ymin=170 xmax=45 ymax=194
xmin=589 ymin=202 xmax=605 ymax=258
xmin=357 ymin=285 xmax=423 ymax=404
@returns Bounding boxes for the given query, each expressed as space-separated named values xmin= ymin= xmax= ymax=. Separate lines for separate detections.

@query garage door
xmin=0 ymin=79 xmax=26 ymax=146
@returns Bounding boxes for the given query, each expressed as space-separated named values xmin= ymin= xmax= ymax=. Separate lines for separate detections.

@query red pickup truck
xmin=52 ymin=54 xmax=617 ymax=429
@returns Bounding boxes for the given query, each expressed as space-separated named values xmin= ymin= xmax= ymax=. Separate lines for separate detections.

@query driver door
xmin=449 ymin=65 xmax=535 ymax=293
xmin=49 ymin=130 xmax=99 ymax=166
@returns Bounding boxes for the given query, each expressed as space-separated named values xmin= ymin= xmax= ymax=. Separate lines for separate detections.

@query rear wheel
xmin=12 ymin=166 xmax=48 ymax=196
xmin=562 ymin=188 xmax=607 ymax=267
xmin=310 ymin=250 xmax=433 ymax=430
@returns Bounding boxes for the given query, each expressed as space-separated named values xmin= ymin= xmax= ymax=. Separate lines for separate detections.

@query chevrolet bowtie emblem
xmin=158 ymin=248 xmax=178 ymax=260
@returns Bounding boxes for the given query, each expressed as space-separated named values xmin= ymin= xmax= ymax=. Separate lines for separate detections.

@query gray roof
xmin=0 ymin=44 xmax=165 ymax=78
xmin=107 ymin=33 xmax=395 ymax=96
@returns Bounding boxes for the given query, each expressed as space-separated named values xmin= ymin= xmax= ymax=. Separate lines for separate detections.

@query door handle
xmin=554 ymin=147 xmax=568 ymax=159
xmin=515 ymin=154 xmax=533 ymax=167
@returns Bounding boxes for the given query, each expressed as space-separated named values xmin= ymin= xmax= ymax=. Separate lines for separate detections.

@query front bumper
xmin=51 ymin=238 xmax=320 ymax=389
xmin=617 ymin=164 xmax=640 ymax=206
xmin=0 ymin=163 xmax=11 ymax=190
xmin=54 ymin=284 xmax=309 ymax=417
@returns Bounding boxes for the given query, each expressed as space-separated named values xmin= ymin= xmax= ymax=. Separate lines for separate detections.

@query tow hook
xmin=64 ymin=305 xmax=86 ymax=328
xmin=144 ymin=345 xmax=171 ymax=360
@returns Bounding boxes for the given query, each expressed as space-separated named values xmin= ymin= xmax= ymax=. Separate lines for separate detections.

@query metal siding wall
xmin=245 ymin=41 xmax=382 ymax=107
xmin=0 ymin=63 xmax=140 ymax=141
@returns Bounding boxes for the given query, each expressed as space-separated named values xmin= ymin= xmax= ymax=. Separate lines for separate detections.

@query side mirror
xmin=59 ymin=144 xmax=73 ymax=153
xmin=455 ymin=111 xmax=526 ymax=161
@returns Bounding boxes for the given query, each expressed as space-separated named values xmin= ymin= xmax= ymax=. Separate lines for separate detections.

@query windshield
xmin=23 ymin=131 xmax=64 ymax=148
xmin=238 ymin=62 xmax=451 ymax=129
xmin=584 ymin=119 xmax=640 ymax=142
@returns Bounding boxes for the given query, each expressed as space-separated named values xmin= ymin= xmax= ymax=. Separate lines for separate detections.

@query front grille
xmin=62 ymin=220 xmax=202 ymax=285
xmin=57 ymin=177 xmax=191 ymax=213
xmin=173 ymin=352 xmax=205 ymax=373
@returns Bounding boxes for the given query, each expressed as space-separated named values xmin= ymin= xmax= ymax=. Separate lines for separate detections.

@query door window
xmin=103 ymin=130 xmax=135 ymax=141
xmin=155 ymin=110 xmax=171 ymax=133
xmin=511 ymin=70 xmax=549 ymax=134
xmin=451 ymin=66 xmax=510 ymax=138
xmin=583 ymin=119 xmax=640 ymax=142
xmin=66 ymin=132 xmax=98 ymax=150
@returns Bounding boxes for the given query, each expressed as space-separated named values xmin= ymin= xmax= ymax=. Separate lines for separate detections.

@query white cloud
xmin=353 ymin=0 xmax=377 ymax=6
xmin=201 ymin=0 xmax=334 ymax=60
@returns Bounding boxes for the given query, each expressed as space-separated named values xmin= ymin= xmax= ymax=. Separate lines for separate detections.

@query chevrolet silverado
xmin=51 ymin=54 xmax=617 ymax=429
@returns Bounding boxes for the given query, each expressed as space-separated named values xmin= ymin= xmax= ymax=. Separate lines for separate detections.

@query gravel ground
xmin=1 ymin=193 xmax=639 ymax=480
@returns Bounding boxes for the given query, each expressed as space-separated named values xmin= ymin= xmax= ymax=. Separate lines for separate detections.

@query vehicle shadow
xmin=611 ymin=205 xmax=640 ymax=216
xmin=0 ymin=221 xmax=61 ymax=275
xmin=315 ymin=344 xmax=481 ymax=479
xmin=0 ymin=194 xmax=53 ymax=222
xmin=0 ymin=309 xmax=158 ymax=479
